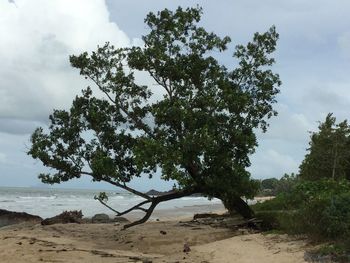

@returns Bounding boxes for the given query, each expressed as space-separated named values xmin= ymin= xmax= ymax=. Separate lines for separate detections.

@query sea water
xmin=0 ymin=187 xmax=222 ymax=218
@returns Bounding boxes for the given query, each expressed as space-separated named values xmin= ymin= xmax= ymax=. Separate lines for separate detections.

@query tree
xmin=274 ymin=173 xmax=298 ymax=195
xmin=299 ymin=113 xmax=350 ymax=181
xmin=28 ymin=6 xmax=281 ymax=228
xmin=259 ymin=174 xmax=297 ymax=196
xmin=261 ymin=178 xmax=279 ymax=190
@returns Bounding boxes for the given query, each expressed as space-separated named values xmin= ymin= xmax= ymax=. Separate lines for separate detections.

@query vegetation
xmin=28 ymin=6 xmax=281 ymax=228
xmin=258 ymin=173 xmax=298 ymax=196
xmin=253 ymin=114 xmax=350 ymax=261
xmin=300 ymin=113 xmax=350 ymax=181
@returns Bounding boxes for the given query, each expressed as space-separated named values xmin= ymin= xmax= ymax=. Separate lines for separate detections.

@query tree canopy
xmin=299 ymin=113 xmax=350 ymax=181
xmin=28 ymin=6 xmax=281 ymax=228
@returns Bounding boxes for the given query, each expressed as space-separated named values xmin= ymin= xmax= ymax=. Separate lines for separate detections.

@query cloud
xmin=249 ymin=149 xmax=300 ymax=179
xmin=0 ymin=152 xmax=7 ymax=164
xmin=1 ymin=0 xmax=350 ymax=189
xmin=0 ymin=118 xmax=43 ymax=135
xmin=259 ymin=104 xmax=314 ymax=143
xmin=338 ymin=32 xmax=350 ymax=59
xmin=0 ymin=0 xmax=130 ymax=133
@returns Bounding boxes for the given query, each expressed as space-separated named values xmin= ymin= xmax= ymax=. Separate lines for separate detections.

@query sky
xmin=0 ymin=0 xmax=350 ymax=190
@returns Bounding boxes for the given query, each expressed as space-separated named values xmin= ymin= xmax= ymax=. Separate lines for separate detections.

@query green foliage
xmin=299 ymin=113 xmax=350 ymax=181
xmin=94 ymin=192 xmax=108 ymax=202
xmin=260 ymin=178 xmax=279 ymax=191
xmin=274 ymin=173 xmax=298 ymax=194
xmin=258 ymin=173 xmax=298 ymax=196
xmin=253 ymin=195 xmax=292 ymax=211
xmin=256 ymin=113 xmax=350 ymax=259
xmin=254 ymin=179 xmax=350 ymax=243
xmin=28 ymin=7 xmax=280 ymax=209
xmin=299 ymin=192 xmax=350 ymax=239
xmin=254 ymin=210 xmax=287 ymax=230
xmin=316 ymin=243 xmax=350 ymax=262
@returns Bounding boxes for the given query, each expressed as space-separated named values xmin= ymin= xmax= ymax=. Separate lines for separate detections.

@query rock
xmin=183 ymin=243 xmax=191 ymax=253
xmin=0 ymin=209 xmax=42 ymax=227
xmin=114 ymin=216 xmax=129 ymax=223
xmin=41 ymin=210 xmax=82 ymax=225
xmin=91 ymin=213 xmax=110 ymax=223
xmin=160 ymin=230 xmax=167 ymax=235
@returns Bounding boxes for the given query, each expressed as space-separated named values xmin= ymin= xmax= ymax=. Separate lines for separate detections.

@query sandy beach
xmin=0 ymin=208 xmax=311 ymax=263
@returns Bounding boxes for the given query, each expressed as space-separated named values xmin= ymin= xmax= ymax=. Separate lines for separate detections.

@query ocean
xmin=0 ymin=187 xmax=222 ymax=219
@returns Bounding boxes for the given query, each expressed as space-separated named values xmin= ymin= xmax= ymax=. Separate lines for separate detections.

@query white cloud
xmin=249 ymin=149 xmax=300 ymax=179
xmin=0 ymin=0 xmax=130 ymax=129
xmin=0 ymin=152 xmax=6 ymax=164
xmin=260 ymin=104 xmax=314 ymax=143
xmin=338 ymin=32 xmax=350 ymax=59
xmin=1 ymin=0 xmax=350 ymax=188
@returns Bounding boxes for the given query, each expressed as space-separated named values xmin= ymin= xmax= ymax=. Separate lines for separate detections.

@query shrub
xmin=253 ymin=179 xmax=350 ymax=245
xmin=299 ymin=193 xmax=350 ymax=240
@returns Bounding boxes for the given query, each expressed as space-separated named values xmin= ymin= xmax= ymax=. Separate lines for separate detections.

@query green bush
xmin=299 ymin=193 xmax=350 ymax=240
xmin=253 ymin=179 xmax=350 ymax=246
xmin=253 ymin=196 xmax=288 ymax=212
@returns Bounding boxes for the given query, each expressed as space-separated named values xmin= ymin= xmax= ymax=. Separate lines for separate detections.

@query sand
xmin=0 ymin=211 xmax=311 ymax=263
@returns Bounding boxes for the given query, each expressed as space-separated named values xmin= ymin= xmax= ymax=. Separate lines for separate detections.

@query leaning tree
xmin=28 ymin=7 xmax=281 ymax=228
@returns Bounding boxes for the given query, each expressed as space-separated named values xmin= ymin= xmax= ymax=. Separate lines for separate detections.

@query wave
xmin=109 ymin=195 xmax=125 ymax=200
xmin=17 ymin=195 xmax=58 ymax=200
xmin=0 ymin=200 xmax=15 ymax=203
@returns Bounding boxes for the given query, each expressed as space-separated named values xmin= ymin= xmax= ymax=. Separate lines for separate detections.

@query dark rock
xmin=41 ymin=210 xmax=83 ymax=225
xmin=91 ymin=213 xmax=110 ymax=223
xmin=0 ymin=209 xmax=42 ymax=227
xmin=183 ymin=243 xmax=191 ymax=253
xmin=160 ymin=230 xmax=167 ymax=235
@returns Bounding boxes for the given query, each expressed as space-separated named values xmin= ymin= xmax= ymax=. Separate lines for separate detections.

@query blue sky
xmin=0 ymin=0 xmax=350 ymax=190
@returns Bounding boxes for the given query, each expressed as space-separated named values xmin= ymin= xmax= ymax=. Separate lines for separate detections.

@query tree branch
xmin=89 ymin=75 xmax=155 ymax=138
xmin=102 ymin=177 xmax=152 ymax=201
xmin=88 ymin=76 xmax=116 ymax=104
xmin=116 ymin=200 xmax=151 ymax=216
xmin=123 ymin=187 xmax=199 ymax=229
xmin=81 ymin=172 xmax=152 ymax=201
xmin=96 ymin=198 xmax=120 ymax=214
xmin=149 ymin=70 xmax=173 ymax=99
xmin=123 ymin=202 xmax=158 ymax=229
xmin=97 ymin=198 xmax=150 ymax=215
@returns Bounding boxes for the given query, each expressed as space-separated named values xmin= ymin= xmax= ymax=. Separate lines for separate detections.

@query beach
xmin=0 ymin=207 xmax=311 ymax=263
xmin=0 ymin=187 xmax=309 ymax=262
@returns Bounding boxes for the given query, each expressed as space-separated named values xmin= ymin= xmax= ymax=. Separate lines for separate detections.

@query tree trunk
xmin=221 ymin=195 xmax=254 ymax=219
